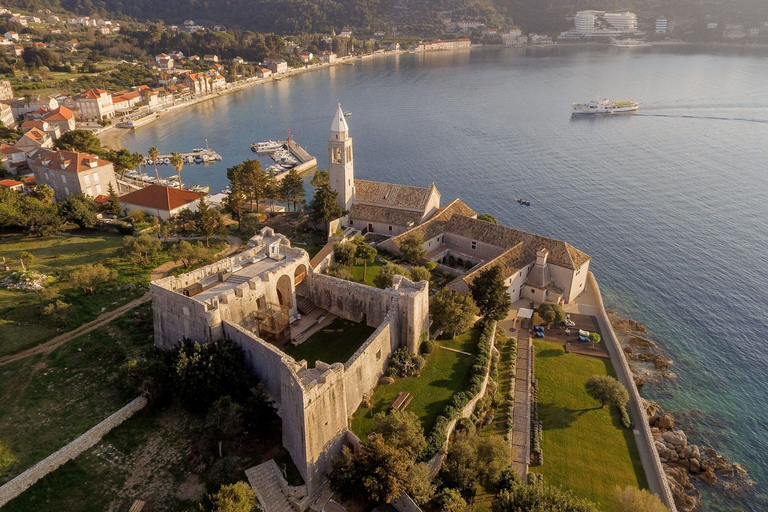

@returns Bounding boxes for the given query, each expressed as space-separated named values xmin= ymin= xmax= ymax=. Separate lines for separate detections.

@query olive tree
xmin=585 ymin=375 xmax=629 ymax=409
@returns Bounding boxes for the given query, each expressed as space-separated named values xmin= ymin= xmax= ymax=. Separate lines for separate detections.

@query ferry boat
xmin=572 ymin=99 xmax=639 ymax=115
xmin=251 ymin=140 xmax=282 ymax=153
xmin=612 ymin=38 xmax=652 ymax=48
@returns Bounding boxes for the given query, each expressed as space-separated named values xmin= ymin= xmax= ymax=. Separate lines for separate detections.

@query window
xmin=368 ymin=223 xmax=373 ymax=232
xmin=84 ymin=174 xmax=91 ymax=185
xmin=471 ymin=241 xmax=477 ymax=250
xmin=531 ymin=288 xmax=535 ymax=294
xmin=95 ymin=184 xmax=102 ymax=194
xmin=349 ymin=219 xmax=353 ymax=225
xmin=92 ymin=173 xmax=99 ymax=183
xmin=388 ymin=226 xmax=392 ymax=232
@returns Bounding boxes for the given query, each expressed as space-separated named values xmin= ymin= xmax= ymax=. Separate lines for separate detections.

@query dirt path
xmin=0 ymin=294 xmax=151 ymax=367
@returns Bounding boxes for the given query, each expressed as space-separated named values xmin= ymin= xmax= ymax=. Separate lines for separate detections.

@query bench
xmin=389 ymin=391 xmax=413 ymax=412
xmin=128 ymin=501 xmax=146 ymax=512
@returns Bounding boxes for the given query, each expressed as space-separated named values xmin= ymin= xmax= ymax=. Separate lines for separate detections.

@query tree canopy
xmin=308 ymin=183 xmax=344 ymax=231
xmin=431 ymin=288 xmax=478 ymax=338
xmin=492 ymin=481 xmax=600 ymax=512
xmin=469 ymin=265 xmax=511 ymax=322
xmin=585 ymin=375 xmax=629 ymax=409
xmin=399 ymin=232 xmax=426 ymax=263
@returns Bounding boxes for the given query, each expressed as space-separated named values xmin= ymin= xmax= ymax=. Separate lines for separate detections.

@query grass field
xmin=0 ymin=303 xmax=155 ymax=485
xmin=349 ymin=259 xmax=384 ymax=287
xmin=0 ymin=232 xmax=154 ymax=357
xmin=284 ymin=318 xmax=375 ymax=367
xmin=351 ymin=328 xmax=480 ymax=437
xmin=529 ymin=340 xmax=647 ymax=510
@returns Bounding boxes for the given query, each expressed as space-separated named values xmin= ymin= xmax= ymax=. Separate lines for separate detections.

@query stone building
xmin=75 ymin=88 xmax=115 ymax=122
xmin=151 ymin=228 xmax=429 ymax=496
xmin=380 ymin=198 xmax=591 ymax=305
xmin=329 ymin=105 xmax=442 ymax=235
xmin=120 ymin=184 xmax=202 ymax=220
xmin=30 ymin=150 xmax=116 ymax=202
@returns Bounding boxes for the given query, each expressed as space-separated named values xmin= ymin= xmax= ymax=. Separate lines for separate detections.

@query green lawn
xmin=0 ymin=232 xmax=153 ymax=357
xmin=351 ymin=328 xmax=481 ymax=437
xmin=284 ymin=318 xmax=375 ymax=368
xmin=349 ymin=259 xmax=384 ymax=287
xmin=529 ymin=340 xmax=647 ymax=510
xmin=0 ymin=303 xmax=155 ymax=485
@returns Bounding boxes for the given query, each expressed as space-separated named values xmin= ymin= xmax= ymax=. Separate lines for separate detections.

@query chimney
xmin=536 ymin=248 xmax=549 ymax=267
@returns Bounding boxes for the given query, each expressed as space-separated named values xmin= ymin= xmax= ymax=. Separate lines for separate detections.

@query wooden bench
xmin=389 ymin=391 xmax=413 ymax=412
xmin=128 ymin=501 xmax=146 ymax=512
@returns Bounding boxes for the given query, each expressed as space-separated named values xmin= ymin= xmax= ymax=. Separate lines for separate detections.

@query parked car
xmin=535 ymin=331 xmax=545 ymax=338
xmin=534 ymin=325 xmax=545 ymax=333
xmin=564 ymin=318 xmax=576 ymax=327
xmin=578 ymin=334 xmax=590 ymax=342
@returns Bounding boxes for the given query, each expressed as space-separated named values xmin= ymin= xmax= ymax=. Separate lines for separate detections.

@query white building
xmin=603 ymin=12 xmax=638 ymax=31
xmin=656 ymin=19 xmax=668 ymax=34
xmin=120 ymin=184 xmax=203 ymax=220
xmin=75 ymin=88 xmax=115 ymax=122
xmin=574 ymin=11 xmax=601 ymax=33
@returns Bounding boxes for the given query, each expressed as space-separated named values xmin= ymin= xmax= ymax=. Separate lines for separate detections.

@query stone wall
xmin=0 ymin=396 xmax=147 ymax=507
xmin=587 ymin=273 xmax=678 ymax=512
xmin=343 ymin=307 xmax=398 ymax=415
xmin=223 ymin=321 xmax=288 ymax=404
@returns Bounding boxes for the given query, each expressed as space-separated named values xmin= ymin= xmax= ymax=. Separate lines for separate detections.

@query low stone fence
xmin=0 ymin=396 xmax=147 ymax=507
xmin=587 ymin=273 xmax=678 ymax=512
xmin=428 ymin=322 xmax=497 ymax=477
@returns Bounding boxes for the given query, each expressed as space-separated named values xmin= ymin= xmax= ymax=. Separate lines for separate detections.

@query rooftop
xmin=33 ymin=150 xmax=112 ymax=173
xmin=354 ymin=179 xmax=436 ymax=211
xmin=119 ymin=184 xmax=201 ymax=211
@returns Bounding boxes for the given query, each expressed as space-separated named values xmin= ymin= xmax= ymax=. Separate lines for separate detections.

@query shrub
xmin=620 ymin=404 xmax=633 ymax=429
xmin=332 ymin=240 xmax=356 ymax=266
xmin=208 ymin=481 xmax=257 ymax=512
xmin=374 ymin=262 xmax=410 ymax=289
xmin=537 ymin=302 xmax=566 ymax=325
xmin=420 ymin=339 xmax=436 ymax=354
xmin=585 ymin=375 xmax=629 ymax=409
xmin=70 ymin=263 xmax=115 ymax=295
xmin=326 ymin=264 xmax=352 ymax=281
xmin=426 ymin=261 xmax=437 ymax=271
xmin=410 ymin=265 xmax=431 ymax=282
xmin=387 ymin=347 xmax=425 ymax=378
xmin=612 ymin=485 xmax=670 ymax=512
xmin=399 ymin=232 xmax=426 ymax=262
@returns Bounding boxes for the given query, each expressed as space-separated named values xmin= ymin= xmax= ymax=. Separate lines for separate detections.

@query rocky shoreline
xmin=606 ymin=310 xmax=755 ymax=512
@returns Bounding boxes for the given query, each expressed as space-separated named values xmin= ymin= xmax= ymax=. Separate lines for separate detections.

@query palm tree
xmin=148 ymin=146 xmax=160 ymax=181
xmin=171 ymin=152 xmax=184 ymax=189
xmin=133 ymin=152 xmax=145 ymax=183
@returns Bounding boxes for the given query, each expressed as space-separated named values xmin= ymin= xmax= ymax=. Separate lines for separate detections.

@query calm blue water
xmin=123 ymin=46 xmax=768 ymax=511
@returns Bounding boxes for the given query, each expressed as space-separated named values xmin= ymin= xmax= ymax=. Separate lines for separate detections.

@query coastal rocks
xmin=649 ymin=412 xmax=675 ymax=430
xmin=701 ymin=469 xmax=718 ymax=485
xmin=665 ymin=466 xmax=701 ymax=512
xmin=0 ymin=271 xmax=50 ymax=291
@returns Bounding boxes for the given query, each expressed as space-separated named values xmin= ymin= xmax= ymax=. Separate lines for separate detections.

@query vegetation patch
xmin=284 ymin=318 xmax=375 ymax=368
xmin=529 ymin=340 xmax=647 ymax=509
xmin=350 ymin=328 xmax=481 ymax=438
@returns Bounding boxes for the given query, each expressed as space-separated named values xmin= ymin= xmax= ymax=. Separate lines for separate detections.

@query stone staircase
xmin=297 ymin=296 xmax=317 ymax=316
xmin=245 ymin=461 xmax=296 ymax=512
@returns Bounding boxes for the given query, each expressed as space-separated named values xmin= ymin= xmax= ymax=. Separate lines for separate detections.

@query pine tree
xmin=106 ymin=182 xmax=122 ymax=216
xmin=281 ymin=169 xmax=305 ymax=211
xmin=308 ymin=183 xmax=344 ymax=232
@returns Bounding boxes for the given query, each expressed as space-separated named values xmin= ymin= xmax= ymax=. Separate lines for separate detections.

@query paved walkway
xmin=0 ymin=294 xmax=151 ymax=366
xmin=511 ymin=329 xmax=532 ymax=479
xmin=439 ymin=345 xmax=473 ymax=356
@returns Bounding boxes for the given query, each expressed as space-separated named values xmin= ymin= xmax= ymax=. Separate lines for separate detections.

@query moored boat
xmin=572 ymin=99 xmax=639 ymax=115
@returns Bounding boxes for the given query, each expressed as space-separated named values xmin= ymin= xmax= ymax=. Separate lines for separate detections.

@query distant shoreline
xmin=96 ymin=50 xmax=406 ymax=153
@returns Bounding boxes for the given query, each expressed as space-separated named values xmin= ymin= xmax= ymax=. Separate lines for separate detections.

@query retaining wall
xmin=428 ymin=323 xmax=497 ymax=477
xmin=0 ymin=396 xmax=147 ymax=507
xmin=587 ymin=272 xmax=678 ymax=512
xmin=223 ymin=321 xmax=288 ymax=404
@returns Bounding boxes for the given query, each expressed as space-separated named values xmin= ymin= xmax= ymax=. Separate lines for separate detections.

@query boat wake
xmin=635 ymin=113 xmax=768 ymax=124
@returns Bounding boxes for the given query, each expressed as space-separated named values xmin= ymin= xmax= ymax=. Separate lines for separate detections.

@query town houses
xmin=29 ymin=150 xmax=117 ymax=202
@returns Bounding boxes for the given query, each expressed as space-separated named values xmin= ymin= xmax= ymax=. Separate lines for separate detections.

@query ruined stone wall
xmin=307 ymin=272 xmax=394 ymax=327
xmin=223 ymin=321 xmax=288 ymax=404
xmin=343 ymin=307 xmax=398 ymax=415
xmin=0 ymin=397 xmax=147 ymax=507
xmin=151 ymin=283 xmax=218 ymax=349
xmin=281 ymin=361 xmax=349 ymax=495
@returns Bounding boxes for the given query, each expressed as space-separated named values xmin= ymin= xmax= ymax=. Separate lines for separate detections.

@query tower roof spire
xmin=331 ymin=103 xmax=349 ymax=133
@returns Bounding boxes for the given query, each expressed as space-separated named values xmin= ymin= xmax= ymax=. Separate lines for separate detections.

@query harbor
xmin=250 ymin=138 xmax=317 ymax=180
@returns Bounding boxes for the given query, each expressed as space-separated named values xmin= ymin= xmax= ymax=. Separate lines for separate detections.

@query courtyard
xmin=283 ymin=317 xmax=376 ymax=368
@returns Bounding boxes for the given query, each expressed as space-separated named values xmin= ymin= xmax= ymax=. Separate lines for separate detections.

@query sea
xmin=122 ymin=45 xmax=768 ymax=511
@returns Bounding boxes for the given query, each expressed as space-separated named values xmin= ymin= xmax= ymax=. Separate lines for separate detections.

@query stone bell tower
xmin=328 ymin=104 xmax=355 ymax=211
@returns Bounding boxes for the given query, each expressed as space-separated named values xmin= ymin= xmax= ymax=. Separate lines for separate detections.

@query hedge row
xmin=424 ymin=321 xmax=496 ymax=459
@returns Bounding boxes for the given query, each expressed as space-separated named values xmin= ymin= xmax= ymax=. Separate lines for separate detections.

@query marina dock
xmin=252 ymin=139 xmax=317 ymax=181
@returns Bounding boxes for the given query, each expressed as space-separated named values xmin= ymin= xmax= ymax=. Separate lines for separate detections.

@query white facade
xmin=75 ymin=90 xmax=115 ymax=121
xmin=656 ymin=19 xmax=668 ymax=34
xmin=575 ymin=11 xmax=601 ymax=33
xmin=329 ymin=105 xmax=355 ymax=211
xmin=603 ymin=12 xmax=638 ymax=31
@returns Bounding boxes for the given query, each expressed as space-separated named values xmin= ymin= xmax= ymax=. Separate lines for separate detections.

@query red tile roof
xmin=0 ymin=179 xmax=22 ymax=187
xmin=94 ymin=194 xmax=109 ymax=203
xmin=42 ymin=106 xmax=74 ymax=121
xmin=22 ymin=176 xmax=35 ymax=184
xmin=120 ymin=184 xmax=202 ymax=211
xmin=0 ymin=143 xmax=25 ymax=155
xmin=20 ymin=127 xmax=48 ymax=144
xmin=34 ymin=150 xmax=112 ymax=173
xmin=78 ymin=88 xmax=107 ymax=99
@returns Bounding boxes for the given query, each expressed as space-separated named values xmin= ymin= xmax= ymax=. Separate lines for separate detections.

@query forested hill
xmin=7 ymin=0 xmax=508 ymax=35
xmin=6 ymin=0 xmax=768 ymax=34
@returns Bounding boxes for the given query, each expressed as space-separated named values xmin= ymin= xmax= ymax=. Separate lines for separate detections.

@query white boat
xmin=146 ymin=159 xmax=153 ymax=166
xmin=193 ymin=147 xmax=206 ymax=152
xmin=572 ymin=99 xmax=639 ymax=115
xmin=163 ymin=158 xmax=171 ymax=165
xmin=612 ymin=38 xmax=652 ymax=48
xmin=252 ymin=140 xmax=282 ymax=153
xmin=186 ymin=156 xmax=194 ymax=164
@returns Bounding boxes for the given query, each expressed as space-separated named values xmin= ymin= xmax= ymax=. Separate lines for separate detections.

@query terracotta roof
xmin=22 ymin=176 xmax=35 ymax=184
xmin=389 ymin=198 xmax=590 ymax=270
xmin=18 ymin=127 xmax=48 ymax=145
xmin=348 ymin=203 xmax=423 ymax=227
xmin=390 ymin=198 xmax=477 ymax=243
xmin=78 ymin=88 xmax=107 ymax=99
xmin=22 ymin=120 xmax=45 ymax=129
xmin=354 ymin=179 xmax=436 ymax=211
xmin=42 ymin=106 xmax=74 ymax=121
xmin=455 ymin=242 xmax=529 ymax=288
xmin=94 ymin=194 xmax=108 ymax=203
xmin=0 ymin=178 xmax=22 ymax=187
xmin=0 ymin=143 xmax=26 ymax=155
xmin=120 ymin=184 xmax=201 ymax=211
xmin=34 ymin=150 xmax=112 ymax=173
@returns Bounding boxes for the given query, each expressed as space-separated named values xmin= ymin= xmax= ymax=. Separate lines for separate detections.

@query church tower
xmin=328 ymin=104 xmax=355 ymax=211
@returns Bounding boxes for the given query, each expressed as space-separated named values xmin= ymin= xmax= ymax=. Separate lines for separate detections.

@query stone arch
xmin=276 ymin=274 xmax=293 ymax=309
xmin=294 ymin=264 xmax=307 ymax=285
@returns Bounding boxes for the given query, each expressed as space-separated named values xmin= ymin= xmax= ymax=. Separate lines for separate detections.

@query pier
xmin=253 ymin=139 xmax=317 ymax=181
